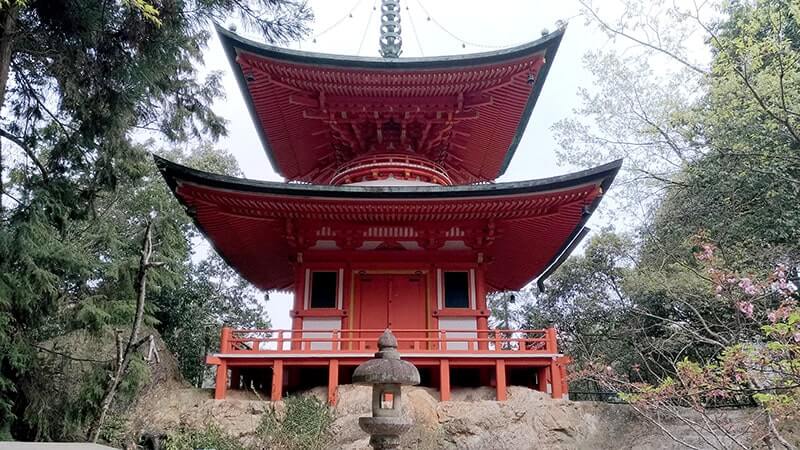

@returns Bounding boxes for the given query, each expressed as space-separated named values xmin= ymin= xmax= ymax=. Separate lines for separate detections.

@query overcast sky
xmin=203 ymin=0 xmax=611 ymax=329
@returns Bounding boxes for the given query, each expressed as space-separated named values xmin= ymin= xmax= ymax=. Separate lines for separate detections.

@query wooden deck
xmin=207 ymin=327 xmax=569 ymax=404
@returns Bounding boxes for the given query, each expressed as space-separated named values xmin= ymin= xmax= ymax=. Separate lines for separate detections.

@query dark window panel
xmin=310 ymin=271 xmax=337 ymax=308
xmin=444 ymin=271 xmax=469 ymax=308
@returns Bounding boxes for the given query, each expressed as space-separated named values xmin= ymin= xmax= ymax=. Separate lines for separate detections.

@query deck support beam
xmin=495 ymin=359 xmax=507 ymax=401
xmin=328 ymin=359 xmax=339 ymax=405
xmin=214 ymin=361 xmax=227 ymax=400
xmin=537 ymin=367 xmax=547 ymax=393
xmin=550 ymin=360 xmax=563 ymax=399
xmin=272 ymin=359 xmax=284 ymax=401
xmin=439 ymin=359 xmax=450 ymax=401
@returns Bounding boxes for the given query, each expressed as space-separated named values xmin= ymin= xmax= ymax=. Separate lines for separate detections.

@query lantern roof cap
xmin=352 ymin=330 xmax=421 ymax=386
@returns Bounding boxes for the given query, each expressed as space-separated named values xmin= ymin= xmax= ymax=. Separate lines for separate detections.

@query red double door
xmin=356 ymin=273 xmax=427 ymax=350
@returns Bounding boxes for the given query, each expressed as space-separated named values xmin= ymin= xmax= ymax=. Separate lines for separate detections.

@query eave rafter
xmin=177 ymin=181 xmax=598 ymax=224
xmin=287 ymin=219 xmax=503 ymax=252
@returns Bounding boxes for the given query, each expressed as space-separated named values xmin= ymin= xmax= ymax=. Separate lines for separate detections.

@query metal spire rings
xmin=379 ymin=0 xmax=402 ymax=58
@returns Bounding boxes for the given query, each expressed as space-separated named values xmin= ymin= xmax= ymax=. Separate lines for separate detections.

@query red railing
xmin=219 ymin=328 xmax=558 ymax=355
xmin=330 ymin=154 xmax=453 ymax=186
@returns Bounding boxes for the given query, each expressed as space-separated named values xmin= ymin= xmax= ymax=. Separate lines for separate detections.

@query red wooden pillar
xmin=291 ymin=267 xmax=305 ymax=351
xmin=550 ymin=360 xmax=563 ymax=399
xmin=327 ymin=359 xmax=339 ymax=405
xmin=495 ymin=359 xmax=507 ymax=401
xmin=439 ymin=359 xmax=451 ymax=401
xmin=558 ymin=356 xmax=570 ymax=398
xmin=537 ymin=367 xmax=547 ymax=393
xmin=214 ymin=361 xmax=227 ymax=400
xmin=475 ymin=266 xmax=489 ymax=351
xmin=272 ymin=360 xmax=284 ymax=401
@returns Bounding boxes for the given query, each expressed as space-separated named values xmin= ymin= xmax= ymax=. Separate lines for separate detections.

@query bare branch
xmin=578 ymin=0 xmax=709 ymax=75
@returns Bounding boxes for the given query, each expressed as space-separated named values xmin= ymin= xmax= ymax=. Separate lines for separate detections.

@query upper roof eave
xmin=215 ymin=25 xmax=566 ymax=178
xmin=154 ymin=155 xmax=621 ymax=201
xmin=216 ymin=23 xmax=565 ymax=71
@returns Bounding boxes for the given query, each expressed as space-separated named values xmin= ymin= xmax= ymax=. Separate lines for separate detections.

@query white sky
xmin=203 ymin=0 xmax=612 ymax=330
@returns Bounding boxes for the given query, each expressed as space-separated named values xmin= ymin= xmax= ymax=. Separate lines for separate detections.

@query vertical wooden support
xmin=495 ymin=359 xmax=507 ymax=401
xmin=271 ymin=360 xmax=284 ymax=401
xmin=545 ymin=327 xmax=558 ymax=353
xmin=328 ymin=359 xmax=339 ymax=405
xmin=230 ymin=367 xmax=240 ymax=390
xmin=550 ymin=361 xmax=563 ymax=399
xmin=214 ymin=361 xmax=227 ymax=400
xmin=537 ymin=367 xmax=547 ymax=393
xmin=220 ymin=326 xmax=232 ymax=353
xmin=558 ymin=357 xmax=570 ymax=398
xmin=475 ymin=266 xmax=489 ymax=350
xmin=292 ymin=266 xmax=304 ymax=351
xmin=439 ymin=359 xmax=451 ymax=401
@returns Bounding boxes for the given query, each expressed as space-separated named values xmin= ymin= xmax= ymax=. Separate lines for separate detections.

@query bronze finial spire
xmin=379 ymin=0 xmax=402 ymax=58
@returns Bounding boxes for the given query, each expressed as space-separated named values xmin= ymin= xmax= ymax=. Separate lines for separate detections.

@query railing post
xmin=220 ymin=326 xmax=232 ymax=353
xmin=440 ymin=330 xmax=447 ymax=351
xmin=546 ymin=327 xmax=557 ymax=353
xmin=276 ymin=330 xmax=284 ymax=352
xmin=332 ymin=329 xmax=340 ymax=351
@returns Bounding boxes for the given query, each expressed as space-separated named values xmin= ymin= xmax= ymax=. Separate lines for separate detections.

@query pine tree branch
xmin=0 ymin=127 xmax=49 ymax=182
xmin=32 ymin=344 xmax=113 ymax=364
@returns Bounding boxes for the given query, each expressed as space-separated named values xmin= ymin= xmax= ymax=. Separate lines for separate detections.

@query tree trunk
xmin=0 ymin=4 xmax=18 ymax=219
xmin=88 ymin=222 xmax=160 ymax=443
xmin=0 ymin=3 xmax=19 ymax=112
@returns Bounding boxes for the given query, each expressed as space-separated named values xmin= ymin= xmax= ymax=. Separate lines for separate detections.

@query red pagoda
xmin=157 ymin=7 xmax=620 ymax=405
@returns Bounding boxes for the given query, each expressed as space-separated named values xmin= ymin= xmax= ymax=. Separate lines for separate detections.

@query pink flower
xmin=697 ymin=244 xmax=715 ymax=261
xmin=769 ymin=311 xmax=778 ymax=324
xmin=715 ymin=285 xmax=724 ymax=294
xmin=794 ymin=332 xmax=800 ymax=343
xmin=738 ymin=278 xmax=758 ymax=295
xmin=737 ymin=301 xmax=754 ymax=318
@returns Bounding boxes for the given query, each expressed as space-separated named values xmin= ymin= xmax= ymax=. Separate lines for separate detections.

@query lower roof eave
xmin=156 ymin=155 xmax=622 ymax=291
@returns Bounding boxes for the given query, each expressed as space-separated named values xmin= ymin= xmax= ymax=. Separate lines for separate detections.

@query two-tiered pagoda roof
xmin=158 ymin=25 xmax=620 ymax=294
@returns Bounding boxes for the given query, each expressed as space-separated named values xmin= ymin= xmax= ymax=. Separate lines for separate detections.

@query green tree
xmin=153 ymin=256 xmax=270 ymax=387
xmin=0 ymin=0 xmax=310 ymax=439
xmin=539 ymin=0 xmax=800 ymax=445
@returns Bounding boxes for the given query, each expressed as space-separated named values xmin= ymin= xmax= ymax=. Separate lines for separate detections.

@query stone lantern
xmin=352 ymin=329 xmax=420 ymax=449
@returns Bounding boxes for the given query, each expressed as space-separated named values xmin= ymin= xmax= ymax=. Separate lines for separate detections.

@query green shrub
xmin=163 ymin=425 xmax=245 ymax=450
xmin=256 ymin=395 xmax=333 ymax=450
